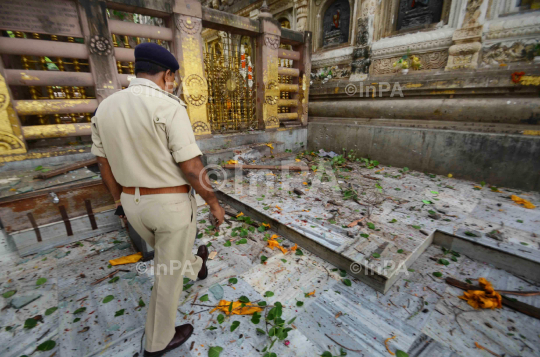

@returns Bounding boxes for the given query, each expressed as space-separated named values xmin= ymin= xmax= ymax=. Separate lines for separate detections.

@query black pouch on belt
xmin=114 ymin=205 xmax=125 ymax=216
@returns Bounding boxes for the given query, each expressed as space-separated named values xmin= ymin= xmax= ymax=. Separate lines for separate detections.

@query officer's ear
xmin=164 ymin=70 xmax=175 ymax=93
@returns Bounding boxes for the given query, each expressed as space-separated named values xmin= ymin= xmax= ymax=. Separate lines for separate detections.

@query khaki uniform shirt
xmin=91 ymin=78 xmax=202 ymax=188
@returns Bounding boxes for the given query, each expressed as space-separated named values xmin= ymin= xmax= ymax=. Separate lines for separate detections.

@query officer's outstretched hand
xmin=210 ymin=204 xmax=225 ymax=227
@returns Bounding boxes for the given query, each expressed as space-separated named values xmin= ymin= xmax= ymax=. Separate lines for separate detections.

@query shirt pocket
xmin=153 ymin=116 xmax=167 ymax=132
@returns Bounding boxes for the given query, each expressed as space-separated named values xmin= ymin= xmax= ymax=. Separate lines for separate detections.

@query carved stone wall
xmin=482 ymin=42 xmax=537 ymax=65
xmin=445 ymin=0 xmax=485 ymax=70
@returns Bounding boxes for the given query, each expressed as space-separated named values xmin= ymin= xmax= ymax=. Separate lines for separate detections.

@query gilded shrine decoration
xmin=0 ymin=74 xmax=26 ymax=155
xmin=183 ymin=74 xmax=208 ymax=106
xmin=265 ymin=80 xmax=279 ymax=105
xmin=176 ymin=16 xmax=202 ymax=35
xmin=192 ymin=121 xmax=211 ymax=135
xmin=204 ymin=33 xmax=257 ymax=132
xmin=322 ymin=0 xmax=350 ymax=47
xmin=265 ymin=116 xmax=280 ymax=127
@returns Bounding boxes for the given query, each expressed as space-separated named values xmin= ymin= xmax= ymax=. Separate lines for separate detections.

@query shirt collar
xmin=128 ymin=77 xmax=161 ymax=89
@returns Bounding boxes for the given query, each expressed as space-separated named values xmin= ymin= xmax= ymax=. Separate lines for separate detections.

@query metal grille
xmin=203 ymin=32 xmax=257 ymax=133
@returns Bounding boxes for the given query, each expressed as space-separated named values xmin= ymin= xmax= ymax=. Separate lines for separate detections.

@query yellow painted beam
xmin=22 ymin=123 xmax=92 ymax=140
xmin=278 ymin=112 xmax=298 ymax=121
xmin=278 ymin=84 xmax=299 ymax=93
xmin=277 ymin=99 xmax=298 ymax=107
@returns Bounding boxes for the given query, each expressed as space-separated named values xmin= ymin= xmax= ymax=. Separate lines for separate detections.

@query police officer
xmin=91 ymin=43 xmax=225 ymax=356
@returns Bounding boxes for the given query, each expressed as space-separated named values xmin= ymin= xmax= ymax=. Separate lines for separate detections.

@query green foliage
xmin=36 ymin=278 xmax=47 ymax=286
xmin=230 ymin=321 xmax=240 ymax=332
xmin=2 ymin=290 xmax=16 ymax=299
xmin=208 ymin=346 xmax=223 ymax=357
xmin=217 ymin=314 xmax=225 ymax=324
xmin=24 ymin=318 xmax=38 ymax=329
xmin=73 ymin=307 xmax=86 ymax=315
xmin=45 ymin=307 xmax=58 ymax=315
xmin=36 ymin=340 xmax=56 ymax=352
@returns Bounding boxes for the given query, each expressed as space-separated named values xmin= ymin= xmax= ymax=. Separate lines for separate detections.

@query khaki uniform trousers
xmin=121 ymin=188 xmax=203 ymax=352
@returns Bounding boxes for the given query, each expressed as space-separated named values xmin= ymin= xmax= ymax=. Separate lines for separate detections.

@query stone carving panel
xmin=176 ymin=16 xmax=202 ymax=35
xmin=265 ymin=116 xmax=280 ymax=128
xmin=322 ymin=0 xmax=350 ymax=47
xmin=192 ymin=121 xmax=211 ymax=135
xmin=372 ymin=50 xmax=448 ymax=75
xmin=482 ymin=42 xmax=537 ymax=65
xmin=183 ymin=74 xmax=208 ymax=106
xmin=264 ymin=34 xmax=280 ymax=50
xmin=89 ymin=36 xmax=112 ymax=56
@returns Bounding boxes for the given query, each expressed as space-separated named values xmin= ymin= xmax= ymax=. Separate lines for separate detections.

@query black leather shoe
xmin=197 ymin=245 xmax=209 ymax=280
xmin=144 ymin=324 xmax=194 ymax=357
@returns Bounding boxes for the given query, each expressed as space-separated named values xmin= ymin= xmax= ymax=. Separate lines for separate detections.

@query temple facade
xmin=0 ymin=0 xmax=539 ymax=188
xmin=203 ymin=0 xmax=540 ymax=190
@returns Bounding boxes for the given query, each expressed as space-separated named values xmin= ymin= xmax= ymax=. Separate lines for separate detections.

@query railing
xmin=0 ymin=31 xmax=95 ymax=142
xmin=108 ymin=10 xmax=172 ymax=85
xmin=277 ymin=35 xmax=311 ymax=127
xmin=0 ymin=0 xmax=311 ymax=161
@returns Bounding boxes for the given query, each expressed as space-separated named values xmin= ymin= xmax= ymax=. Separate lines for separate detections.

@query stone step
xmin=202 ymin=141 xmax=286 ymax=166
xmin=282 ymin=120 xmax=302 ymax=127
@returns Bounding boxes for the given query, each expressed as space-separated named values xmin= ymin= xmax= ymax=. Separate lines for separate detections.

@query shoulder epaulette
xmin=133 ymin=84 xmax=186 ymax=107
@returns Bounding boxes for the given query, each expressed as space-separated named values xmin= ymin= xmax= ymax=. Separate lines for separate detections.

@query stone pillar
xmin=350 ymin=0 xmax=375 ymax=81
xmin=296 ymin=31 xmax=312 ymax=126
xmin=294 ymin=0 xmax=309 ymax=32
xmin=77 ymin=0 xmax=121 ymax=102
xmin=445 ymin=0 xmax=485 ymax=71
xmin=0 ymin=58 xmax=27 ymax=156
xmin=173 ymin=0 xmax=212 ymax=137
xmin=256 ymin=3 xmax=281 ymax=130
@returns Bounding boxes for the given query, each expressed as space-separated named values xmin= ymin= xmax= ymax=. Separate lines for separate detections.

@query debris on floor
xmin=1 ymin=148 xmax=539 ymax=357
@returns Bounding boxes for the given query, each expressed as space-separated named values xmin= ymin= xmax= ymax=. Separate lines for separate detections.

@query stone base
xmin=445 ymin=40 xmax=481 ymax=71
xmin=308 ymin=121 xmax=540 ymax=191
xmin=349 ymin=73 xmax=368 ymax=82
xmin=445 ymin=51 xmax=480 ymax=71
